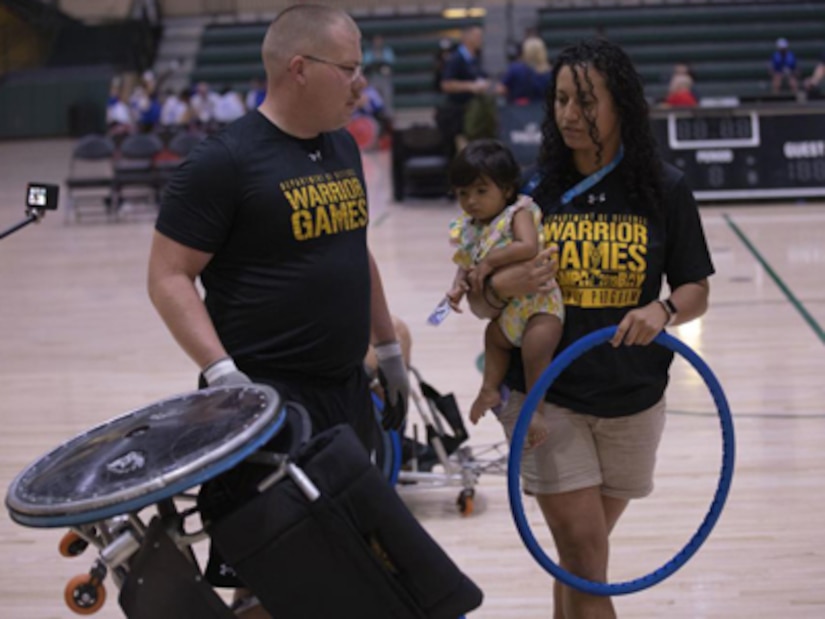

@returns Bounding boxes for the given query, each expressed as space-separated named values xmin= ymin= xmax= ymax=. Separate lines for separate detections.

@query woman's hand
xmin=466 ymin=246 xmax=558 ymax=319
xmin=610 ymin=301 xmax=670 ymax=347
xmin=491 ymin=246 xmax=559 ymax=299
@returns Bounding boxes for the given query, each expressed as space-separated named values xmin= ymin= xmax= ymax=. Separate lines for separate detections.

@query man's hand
xmin=374 ymin=341 xmax=409 ymax=431
xmin=202 ymin=357 xmax=252 ymax=387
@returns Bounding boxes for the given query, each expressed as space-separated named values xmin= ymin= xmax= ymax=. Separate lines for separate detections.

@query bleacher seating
xmin=190 ymin=14 xmax=484 ymax=110
xmin=538 ymin=1 xmax=825 ymax=103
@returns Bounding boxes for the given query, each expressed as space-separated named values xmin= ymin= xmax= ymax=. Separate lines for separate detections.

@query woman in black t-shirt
xmin=470 ymin=38 xmax=714 ymax=618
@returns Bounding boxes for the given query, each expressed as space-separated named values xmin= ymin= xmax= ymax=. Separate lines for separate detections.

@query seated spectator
xmin=245 ymin=76 xmax=266 ymax=111
xmin=106 ymin=91 xmax=134 ymax=137
xmin=804 ymin=45 xmax=825 ymax=97
xmin=160 ymin=88 xmax=193 ymax=131
xmin=190 ymin=81 xmax=220 ymax=131
xmin=770 ymin=38 xmax=799 ymax=94
xmin=663 ymin=74 xmax=698 ymax=107
xmin=127 ymin=71 xmax=161 ymax=132
xmin=213 ymin=85 xmax=246 ymax=126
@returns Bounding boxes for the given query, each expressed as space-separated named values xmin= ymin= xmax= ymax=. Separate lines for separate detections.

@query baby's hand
xmin=446 ymin=282 xmax=468 ymax=312
xmin=469 ymin=260 xmax=493 ymax=293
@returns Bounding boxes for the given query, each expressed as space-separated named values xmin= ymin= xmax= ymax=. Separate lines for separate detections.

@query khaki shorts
xmin=497 ymin=391 xmax=666 ymax=498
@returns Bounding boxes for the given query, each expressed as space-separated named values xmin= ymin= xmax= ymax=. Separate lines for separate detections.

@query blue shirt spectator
xmin=770 ymin=38 xmax=799 ymax=94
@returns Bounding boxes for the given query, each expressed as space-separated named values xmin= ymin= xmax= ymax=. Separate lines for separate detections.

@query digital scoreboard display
xmin=651 ymin=106 xmax=825 ymax=201
xmin=498 ymin=103 xmax=825 ymax=202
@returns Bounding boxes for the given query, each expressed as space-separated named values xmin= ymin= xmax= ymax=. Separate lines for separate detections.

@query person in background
xmin=245 ymin=76 xmax=267 ymax=111
xmin=159 ymin=88 xmax=193 ymax=131
xmin=663 ymin=73 xmax=698 ymax=107
xmin=363 ymin=34 xmax=396 ymax=116
xmin=147 ymin=5 xmax=409 ymax=617
xmin=433 ymin=38 xmax=456 ymax=91
xmin=497 ymin=39 xmax=539 ymax=105
xmin=523 ymin=36 xmax=553 ymax=102
xmin=770 ymin=37 xmax=799 ymax=94
xmin=213 ymin=85 xmax=246 ymax=126
xmin=469 ymin=38 xmax=714 ymax=619
xmin=803 ymin=45 xmax=825 ymax=98
xmin=189 ymin=81 xmax=220 ymax=131
xmin=106 ymin=78 xmax=134 ymax=136
xmin=438 ymin=25 xmax=490 ymax=153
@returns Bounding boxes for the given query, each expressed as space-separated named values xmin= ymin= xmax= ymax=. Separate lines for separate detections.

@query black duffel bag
xmin=206 ymin=423 xmax=483 ymax=619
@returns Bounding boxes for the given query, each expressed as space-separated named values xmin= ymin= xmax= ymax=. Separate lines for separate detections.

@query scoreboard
xmin=499 ymin=102 xmax=825 ymax=203
xmin=649 ymin=104 xmax=825 ymax=202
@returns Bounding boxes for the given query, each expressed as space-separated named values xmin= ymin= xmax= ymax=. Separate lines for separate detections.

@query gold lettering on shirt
xmin=281 ymin=170 xmax=369 ymax=241
xmin=545 ymin=212 xmax=649 ymax=308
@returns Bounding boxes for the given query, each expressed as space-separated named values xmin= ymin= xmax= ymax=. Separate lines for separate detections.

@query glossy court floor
xmin=0 ymin=137 xmax=823 ymax=618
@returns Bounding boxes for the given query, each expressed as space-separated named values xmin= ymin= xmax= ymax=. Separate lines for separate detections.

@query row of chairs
xmin=65 ymin=131 xmax=205 ymax=223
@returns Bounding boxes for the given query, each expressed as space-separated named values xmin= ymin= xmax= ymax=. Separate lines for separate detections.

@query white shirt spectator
xmin=190 ymin=82 xmax=220 ymax=125
xmin=107 ymin=98 xmax=132 ymax=126
xmin=160 ymin=93 xmax=190 ymax=127
xmin=213 ymin=88 xmax=246 ymax=124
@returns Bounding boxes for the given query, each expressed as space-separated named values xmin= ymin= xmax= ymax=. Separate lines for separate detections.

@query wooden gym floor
xmin=0 ymin=137 xmax=823 ymax=618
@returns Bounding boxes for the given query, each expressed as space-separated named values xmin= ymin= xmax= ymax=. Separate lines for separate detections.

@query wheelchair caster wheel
xmin=59 ymin=531 xmax=89 ymax=557
xmin=457 ymin=489 xmax=475 ymax=516
xmin=65 ymin=573 xmax=106 ymax=615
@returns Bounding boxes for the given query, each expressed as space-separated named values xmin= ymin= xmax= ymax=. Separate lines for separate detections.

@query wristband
xmin=657 ymin=298 xmax=677 ymax=325
xmin=374 ymin=341 xmax=402 ymax=361
xmin=203 ymin=356 xmax=238 ymax=384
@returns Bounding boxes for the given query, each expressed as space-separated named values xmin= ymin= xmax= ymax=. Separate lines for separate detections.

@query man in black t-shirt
xmin=437 ymin=25 xmax=490 ymax=153
xmin=147 ymin=6 xmax=409 ymax=613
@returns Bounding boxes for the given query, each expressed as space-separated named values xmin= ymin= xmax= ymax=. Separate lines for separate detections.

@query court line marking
xmin=723 ymin=213 xmax=825 ymax=345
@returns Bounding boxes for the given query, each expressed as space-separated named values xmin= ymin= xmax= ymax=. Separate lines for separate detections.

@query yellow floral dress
xmin=450 ymin=195 xmax=564 ymax=346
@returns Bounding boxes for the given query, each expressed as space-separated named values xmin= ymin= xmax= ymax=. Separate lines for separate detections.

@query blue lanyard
xmin=521 ymin=145 xmax=624 ymax=203
xmin=561 ymin=145 xmax=624 ymax=205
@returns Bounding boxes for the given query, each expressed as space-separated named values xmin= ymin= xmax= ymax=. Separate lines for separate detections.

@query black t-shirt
xmin=506 ymin=161 xmax=715 ymax=417
xmin=442 ymin=45 xmax=486 ymax=106
xmin=156 ymin=111 xmax=371 ymax=380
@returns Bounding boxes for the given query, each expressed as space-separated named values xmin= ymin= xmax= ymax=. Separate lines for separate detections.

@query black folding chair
xmin=64 ymin=134 xmax=116 ymax=223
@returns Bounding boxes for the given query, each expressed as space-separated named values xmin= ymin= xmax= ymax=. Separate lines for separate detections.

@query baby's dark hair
xmin=449 ymin=139 xmax=521 ymax=201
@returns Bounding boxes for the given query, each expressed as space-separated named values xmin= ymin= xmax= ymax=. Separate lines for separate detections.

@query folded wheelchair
xmin=5 ymin=384 xmax=484 ymax=618
xmin=373 ymin=366 xmax=509 ymax=516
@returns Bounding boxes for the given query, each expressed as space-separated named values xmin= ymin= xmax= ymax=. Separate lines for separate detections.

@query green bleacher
xmin=190 ymin=15 xmax=484 ymax=109
xmin=538 ymin=1 xmax=825 ymax=102
xmin=190 ymin=2 xmax=823 ymax=110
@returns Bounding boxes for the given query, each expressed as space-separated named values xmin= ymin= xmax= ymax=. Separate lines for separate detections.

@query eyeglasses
xmin=303 ymin=54 xmax=363 ymax=83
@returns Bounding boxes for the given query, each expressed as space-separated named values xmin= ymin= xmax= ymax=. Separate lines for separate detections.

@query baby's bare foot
xmin=469 ymin=387 xmax=501 ymax=424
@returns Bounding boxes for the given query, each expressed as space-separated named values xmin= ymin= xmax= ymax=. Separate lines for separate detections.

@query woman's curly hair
xmin=534 ymin=38 xmax=664 ymax=216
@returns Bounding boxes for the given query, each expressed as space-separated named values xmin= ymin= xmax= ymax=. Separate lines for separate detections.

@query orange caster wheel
xmin=457 ymin=489 xmax=475 ymax=516
xmin=59 ymin=531 xmax=89 ymax=557
xmin=64 ymin=573 xmax=106 ymax=615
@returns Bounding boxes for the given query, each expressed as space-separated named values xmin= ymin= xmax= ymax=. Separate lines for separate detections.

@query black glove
xmin=202 ymin=357 xmax=252 ymax=387
xmin=375 ymin=341 xmax=409 ymax=431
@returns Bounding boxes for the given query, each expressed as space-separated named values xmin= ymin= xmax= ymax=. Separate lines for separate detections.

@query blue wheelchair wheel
xmin=508 ymin=326 xmax=736 ymax=595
